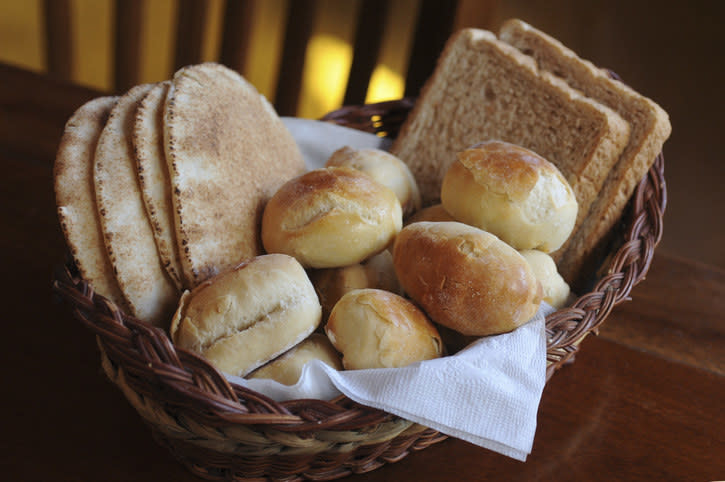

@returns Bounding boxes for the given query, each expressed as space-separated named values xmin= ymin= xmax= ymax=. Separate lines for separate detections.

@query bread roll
xmin=247 ymin=334 xmax=342 ymax=385
xmin=262 ymin=167 xmax=402 ymax=268
xmin=405 ymin=203 xmax=456 ymax=225
xmin=519 ymin=249 xmax=570 ymax=309
xmin=170 ymin=254 xmax=321 ymax=377
xmin=325 ymin=289 xmax=443 ymax=369
xmin=325 ymin=146 xmax=421 ymax=216
xmin=393 ymin=221 xmax=542 ymax=336
xmin=310 ymin=250 xmax=402 ymax=321
xmin=441 ymin=141 xmax=578 ymax=253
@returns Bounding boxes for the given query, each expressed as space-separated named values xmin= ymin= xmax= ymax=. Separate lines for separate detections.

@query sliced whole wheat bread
xmin=500 ymin=19 xmax=671 ymax=285
xmin=390 ymin=28 xmax=631 ymax=261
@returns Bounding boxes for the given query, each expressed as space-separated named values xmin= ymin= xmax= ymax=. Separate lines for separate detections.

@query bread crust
xmin=171 ymin=254 xmax=322 ymax=377
xmin=94 ymin=83 xmax=178 ymax=327
xmin=132 ymin=81 xmax=185 ymax=290
xmin=165 ymin=63 xmax=306 ymax=286
xmin=390 ymin=28 xmax=630 ymax=250
xmin=499 ymin=19 xmax=671 ymax=284
xmin=261 ymin=167 xmax=402 ymax=268
xmin=393 ymin=221 xmax=542 ymax=336
xmin=54 ymin=96 xmax=126 ymax=308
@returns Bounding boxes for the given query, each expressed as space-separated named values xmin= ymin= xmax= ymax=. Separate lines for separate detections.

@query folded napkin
xmin=226 ymin=118 xmax=552 ymax=461
xmin=227 ymin=303 xmax=552 ymax=461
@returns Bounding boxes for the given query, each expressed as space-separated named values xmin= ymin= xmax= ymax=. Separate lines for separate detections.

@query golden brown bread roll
xmin=310 ymin=250 xmax=402 ymax=321
xmin=170 ymin=254 xmax=321 ymax=377
xmin=519 ymin=249 xmax=570 ymax=309
xmin=325 ymin=288 xmax=444 ymax=369
xmin=261 ymin=167 xmax=403 ymax=268
xmin=246 ymin=333 xmax=342 ymax=385
xmin=441 ymin=141 xmax=578 ymax=253
xmin=325 ymin=146 xmax=421 ymax=216
xmin=392 ymin=221 xmax=542 ymax=336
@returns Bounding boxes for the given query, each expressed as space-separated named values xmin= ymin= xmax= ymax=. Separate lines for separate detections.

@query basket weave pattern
xmin=53 ymin=99 xmax=666 ymax=481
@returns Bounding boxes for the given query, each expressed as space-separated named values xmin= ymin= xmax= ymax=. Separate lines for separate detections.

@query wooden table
xmin=2 ymin=63 xmax=723 ymax=481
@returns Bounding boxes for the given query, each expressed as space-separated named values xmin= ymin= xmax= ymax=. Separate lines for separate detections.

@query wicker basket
xmin=53 ymin=98 xmax=666 ymax=481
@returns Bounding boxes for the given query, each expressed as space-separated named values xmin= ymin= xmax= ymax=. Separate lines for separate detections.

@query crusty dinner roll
xmin=261 ymin=167 xmax=403 ymax=268
xmin=441 ymin=141 xmax=578 ymax=253
xmin=325 ymin=288 xmax=444 ymax=369
xmin=170 ymin=254 xmax=321 ymax=377
xmin=519 ymin=249 xmax=570 ymax=309
xmin=310 ymin=250 xmax=402 ymax=321
xmin=393 ymin=221 xmax=542 ymax=336
xmin=247 ymin=333 xmax=342 ymax=385
xmin=325 ymin=146 xmax=421 ymax=216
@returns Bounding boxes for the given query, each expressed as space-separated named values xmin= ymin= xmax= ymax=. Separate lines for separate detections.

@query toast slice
xmin=500 ymin=19 xmax=671 ymax=284
xmin=164 ymin=63 xmax=306 ymax=287
xmin=390 ymin=28 xmax=631 ymax=257
xmin=54 ymin=96 xmax=126 ymax=308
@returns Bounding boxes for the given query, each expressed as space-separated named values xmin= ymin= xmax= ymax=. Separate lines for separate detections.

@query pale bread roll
xmin=519 ymin=250 xmax=570 ymax=309
xmin=393 ymin=222 xmax=542 ymax=336
xmin=54 ymin=96 xmax=126 ymax=309
xmin=261 ymin=167 xmax=402 ymax=268
xmin=170 ymin=254 xmax=321 ymax=377
xmin=165 ymin=63 xmax=306 ymax=286
xmin=325 ymin=146 xmax=421 ymax=216
xmin=310 ymin=250 xmax=402 ymax=321
xmin=441 ymin=141 xmax=577 ymax=253
xmin=247 ymin=334 xmax=342 ymax=385
xmin=133 ymin=81 xmax=185 ymax=290
xmin=94 ymin=83 xmax=178 ymax=327
xmin=325 ymin=289 xmax=443 ymax=369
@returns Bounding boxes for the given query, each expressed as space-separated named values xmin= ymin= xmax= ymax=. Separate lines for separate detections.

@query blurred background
xmin=1 ymin=0 xmax=723 ymax=270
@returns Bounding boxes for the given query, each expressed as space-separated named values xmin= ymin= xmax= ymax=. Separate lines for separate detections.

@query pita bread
xmin=132 ymin=81 xmax=185 ymax=289
xmin=164 ymin=63 xmax=306 ymax=286
xmin=94 ymin=83 xmax=178 ymax=327
xmin=54 ymin=96 xmax=126 ymax=308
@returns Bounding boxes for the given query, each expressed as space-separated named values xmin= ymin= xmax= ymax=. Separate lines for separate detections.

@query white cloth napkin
xmin=225 ymin=118 xmax=552 ymax=461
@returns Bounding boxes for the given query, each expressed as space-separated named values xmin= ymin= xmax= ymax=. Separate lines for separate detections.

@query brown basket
xmin=53 ymin=98 xmax=666 ymax=481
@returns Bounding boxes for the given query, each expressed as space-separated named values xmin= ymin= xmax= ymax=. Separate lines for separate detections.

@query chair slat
xmin=343 ymin=0 xmax=390 ymax=106
xmin=219 ymin=0 xmax=256 ymax=74
xmin=404 ymin=0 xmax=460 ymax=97
xmin=274 ymin=0 xmax=317 ymax=117
xmin=174 ymin=0 xmax=211 ymax=72
xmin=113 ymin=0 xmax=143 ymax=92
xmin=43 ymin=0 xmax=73 ymax=81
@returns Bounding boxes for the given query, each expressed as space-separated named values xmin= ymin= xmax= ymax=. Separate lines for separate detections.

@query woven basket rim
xmin=51 ymin=97 xmax=666 ymax=479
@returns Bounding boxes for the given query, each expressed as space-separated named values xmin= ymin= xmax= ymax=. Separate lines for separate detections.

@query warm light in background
xmin=299 ymin=34 xmax=352 ymax=119
xmin=0 ymin=0 xmax=416 ymax=117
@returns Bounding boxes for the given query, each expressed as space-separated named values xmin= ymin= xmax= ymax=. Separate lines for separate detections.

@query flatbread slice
xmin=54 ymin=96 xmax=125 ymax=308
xmin=164 ymin=62 xmax=306 ymax=286
xmin=94 ymin=83 xmax=178 ymax=327
xmin=500 ymin=19 xmax=672 ymax=285
xmin=132 ymin=81 xmax=185 ymax=290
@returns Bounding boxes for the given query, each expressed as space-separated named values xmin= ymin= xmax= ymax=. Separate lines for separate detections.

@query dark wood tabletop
xmin=2 ymin=62 xmax=723 ymax=482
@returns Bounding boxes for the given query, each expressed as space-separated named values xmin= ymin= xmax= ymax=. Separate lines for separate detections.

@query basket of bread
xmin=52 ymin=19 xmax=669 ymax=481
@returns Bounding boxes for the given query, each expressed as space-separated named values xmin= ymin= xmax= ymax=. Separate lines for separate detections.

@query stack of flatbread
xmin=390 ymin=20 xmax=671 ymax=288
xmin=54 ymin=63 xmax=306 ymax=328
